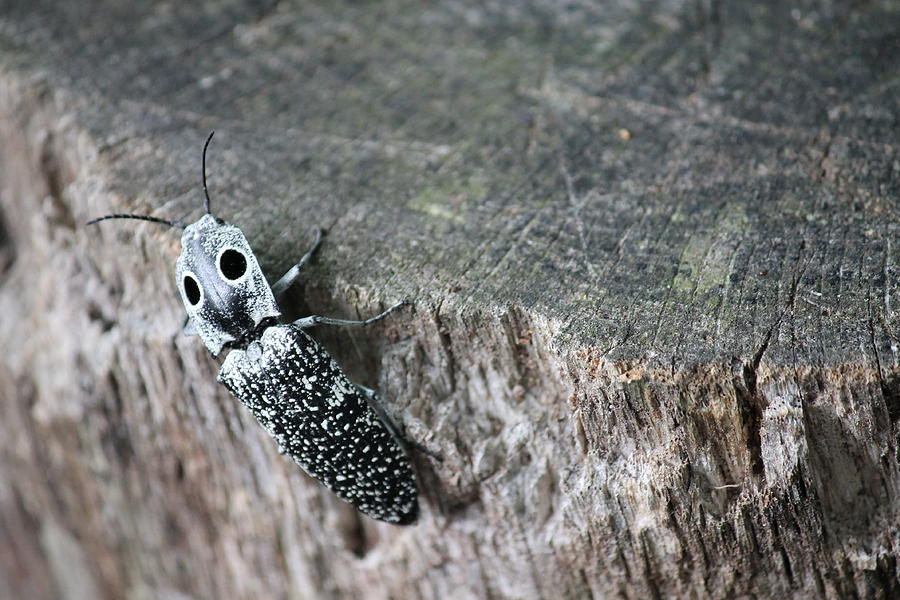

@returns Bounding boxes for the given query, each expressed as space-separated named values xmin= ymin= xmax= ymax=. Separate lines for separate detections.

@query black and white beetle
xmin=88 ymin=133 xmax=418 ymax=525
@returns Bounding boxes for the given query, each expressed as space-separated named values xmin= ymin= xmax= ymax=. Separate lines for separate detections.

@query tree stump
xmin=1 ymin=1 xmax=898 ymax=598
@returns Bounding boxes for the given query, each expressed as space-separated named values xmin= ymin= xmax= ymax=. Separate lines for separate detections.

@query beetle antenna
xmin=86 ymin=214 xmax=183 ymax=228
xmin=202 ymin=130 xmax=215 ymax=215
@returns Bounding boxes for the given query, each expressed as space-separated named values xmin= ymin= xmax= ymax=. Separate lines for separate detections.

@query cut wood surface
xmin=1 ymin=1 xmax=898 ymax=598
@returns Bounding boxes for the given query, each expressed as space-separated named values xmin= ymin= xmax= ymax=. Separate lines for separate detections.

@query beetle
xmin=88 ymin=132 xmax=418 ymax=525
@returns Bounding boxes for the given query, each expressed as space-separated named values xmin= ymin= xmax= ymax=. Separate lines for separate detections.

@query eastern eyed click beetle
xmin=88 ymin=132 xmax=418 ymax=525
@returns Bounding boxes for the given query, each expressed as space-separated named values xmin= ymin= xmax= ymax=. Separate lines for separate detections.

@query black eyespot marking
xmin=220 ymin=248 xmax=247 ymax=280
xmin=183 ymin=274 xmax=201 ymax=306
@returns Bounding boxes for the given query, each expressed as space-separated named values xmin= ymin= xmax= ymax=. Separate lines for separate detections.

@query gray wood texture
xmin=1 ymin=1 xmax=898 ymax=598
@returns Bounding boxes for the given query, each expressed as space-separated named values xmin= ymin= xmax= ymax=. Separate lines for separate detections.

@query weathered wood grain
xmin=1 ymin=1 xmax=898 ymax=598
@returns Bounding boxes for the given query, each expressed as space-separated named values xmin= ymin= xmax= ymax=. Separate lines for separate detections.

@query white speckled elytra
xmin=88 ymin=132 xmax=417 ymax=525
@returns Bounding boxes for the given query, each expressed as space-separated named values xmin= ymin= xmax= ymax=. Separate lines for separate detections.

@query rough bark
xmin=1 ymin=1 xmax=899 ymax=598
